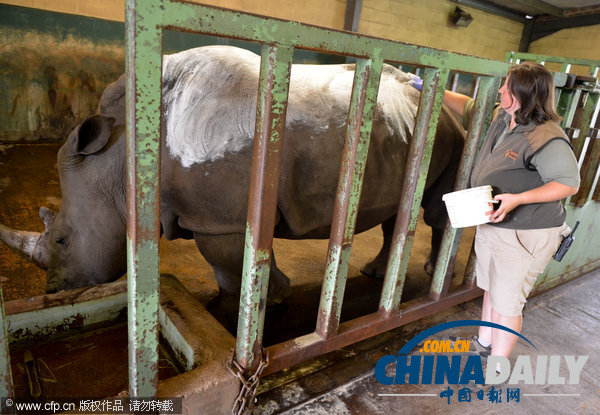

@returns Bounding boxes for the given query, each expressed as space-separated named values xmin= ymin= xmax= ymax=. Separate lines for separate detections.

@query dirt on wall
xmin=0 ymin=28 xmax=124 ymax=142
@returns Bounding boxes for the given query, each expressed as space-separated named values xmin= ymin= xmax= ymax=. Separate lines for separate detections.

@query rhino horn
xmin=0 ymin=222 xmax=41 ymax=262
xmin=0 ymin=207 xmax=57 ymax=270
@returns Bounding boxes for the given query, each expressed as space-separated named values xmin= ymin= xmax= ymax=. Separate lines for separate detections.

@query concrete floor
xmin=255 ymin=268 xmax=600 ymax=415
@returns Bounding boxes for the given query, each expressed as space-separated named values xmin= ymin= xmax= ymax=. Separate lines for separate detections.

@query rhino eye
xmin=55 ymin=237 xmax=67 ymax=246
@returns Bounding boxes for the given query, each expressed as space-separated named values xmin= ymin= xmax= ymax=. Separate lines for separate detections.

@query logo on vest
xmin=505 ymin=148 xmax=519 ymax=160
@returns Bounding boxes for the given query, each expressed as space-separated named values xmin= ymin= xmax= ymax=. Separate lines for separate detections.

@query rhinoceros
xmin=0 ymin=45 xmax=464 ymax=308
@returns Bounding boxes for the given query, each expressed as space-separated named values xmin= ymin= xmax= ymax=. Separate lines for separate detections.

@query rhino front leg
xmin=193 ymin=232 xmax=291 ymax=306
xmin=361 ymin=216 xmax=396 ymax=280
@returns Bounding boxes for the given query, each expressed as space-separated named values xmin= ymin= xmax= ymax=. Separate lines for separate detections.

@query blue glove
xmin=409 ymin=76 xmax=423 ymax=91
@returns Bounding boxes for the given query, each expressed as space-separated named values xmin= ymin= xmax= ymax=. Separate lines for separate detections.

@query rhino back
xmin=147 ymin=46 xmax=434 ymax=238
xmin=161 ymin=46 xmax=419 ymax=169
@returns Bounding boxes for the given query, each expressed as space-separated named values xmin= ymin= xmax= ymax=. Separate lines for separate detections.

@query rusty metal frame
xmin=123 ymin=0 xmax=511 ymax=394
xmin=0 ymin=287 xmax=13 ymax=398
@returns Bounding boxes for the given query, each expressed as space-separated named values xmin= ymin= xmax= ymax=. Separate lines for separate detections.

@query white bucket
xmin=442 ymin=185 xmax=495 ymax=228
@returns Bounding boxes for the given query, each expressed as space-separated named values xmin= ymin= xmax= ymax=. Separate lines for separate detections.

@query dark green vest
xmin=471 ymin=110 xmax=570 ymax=229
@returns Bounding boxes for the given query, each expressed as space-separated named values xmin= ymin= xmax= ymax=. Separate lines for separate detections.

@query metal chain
xmin=228 ymin=349 xmax=269 ymax=415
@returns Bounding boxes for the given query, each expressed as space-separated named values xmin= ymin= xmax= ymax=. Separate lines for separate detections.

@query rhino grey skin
xmin=0 ymin=46 xmax=464 ymax=308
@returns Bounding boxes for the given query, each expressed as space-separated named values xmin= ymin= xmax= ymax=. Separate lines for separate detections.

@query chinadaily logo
xmin=374 ymin=320 xmax=589 ymax=405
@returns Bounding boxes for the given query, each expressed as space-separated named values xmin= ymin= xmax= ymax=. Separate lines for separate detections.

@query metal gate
xmin=121 ymin=0 xmax=508 ymax=396
xmin=504 ymin=51 xmax=600 ymax=294
xmin=506 ymin=51 xmax=600 ymax=208
xmin=2 ymin=2 xmax=600 ymax=410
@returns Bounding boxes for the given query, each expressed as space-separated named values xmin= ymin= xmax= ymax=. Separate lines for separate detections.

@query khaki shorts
xmin=474 ymin=223 xmax=568 ymax=317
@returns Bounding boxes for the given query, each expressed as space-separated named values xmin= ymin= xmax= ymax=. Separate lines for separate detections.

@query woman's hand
xmin=487 ymin=193 xmax=521 ymax=223
xmin=487 ymin=181 xmax=579 ymax=223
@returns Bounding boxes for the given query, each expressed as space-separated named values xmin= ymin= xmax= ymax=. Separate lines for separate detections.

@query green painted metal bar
xmin=572 ymin=94 xmax=600 ymax=206
xmin=429 ymin=76 xmax=501 ymax=299
xmin=572 ymin=93 xmax=600 ymax=162
xmin=315 ymin=57 xmax=383 ymax=339
xmin=162 ymin=1 xmax=507 ymax=76
xmin=0 ymin=286 xmax=13 ymax=398
xmin=506 ymin=51 xmax=600 ymax=76
xmin=119 ymin=0 xmax=509 ymax=385
xmin=378 ymin=67 xmax=449 ymax=316
xmin=558 ymin=89 xmax=581 ymax=129
xmin=236 ymin=44 xmax=293 ymax=370
xmin=267 ymin=284 xmax=484 ymax=375
xmin=125 ymin=0 xmax=163 ymax=398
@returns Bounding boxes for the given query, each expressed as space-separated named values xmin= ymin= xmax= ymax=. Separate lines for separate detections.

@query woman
xmin=452 ymin=63 xmax=580 ymax=364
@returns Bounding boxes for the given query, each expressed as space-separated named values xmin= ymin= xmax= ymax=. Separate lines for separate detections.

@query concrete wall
xmin=0 ymin=0 xmax=347 ymax=28
xmin=1 ymin=0 xmax=598 ymax=142
xmin=0 ymin=1 xmax=345 ymax=142
xmin=0 ymin=5 xmax=124 ymax=141
xmin=529 ymin=24 xmax=600 ymax=74
xmin=359 ymin=0 xmax=523 ymax=61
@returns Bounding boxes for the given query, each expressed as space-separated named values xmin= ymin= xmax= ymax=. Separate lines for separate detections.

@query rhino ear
xmin=39 ymin=207 xmax=57 ymax=232
xmin=76 ymin=115 xmax=116 ymax=155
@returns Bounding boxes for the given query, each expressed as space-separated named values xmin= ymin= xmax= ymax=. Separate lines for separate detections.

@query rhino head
xmin=1 ymin=112 xmax=129 ymax=293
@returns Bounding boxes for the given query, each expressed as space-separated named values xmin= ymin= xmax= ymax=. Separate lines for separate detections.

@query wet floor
xmin=256 ymin=268 xmax=600 ymax=415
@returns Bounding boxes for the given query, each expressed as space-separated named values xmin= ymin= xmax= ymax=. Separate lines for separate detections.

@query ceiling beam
xmin=450 ymin=0 xmax=526 ymax=22
xmin=344 ymin=0 xmax=362 ymax=32
xmin=510 ymin=0 xmax=563 ymax=18
xmin=531 ymin=13 xmax=600 ymax=42
xmin=519 ymin=17 xmax=536 ymax=52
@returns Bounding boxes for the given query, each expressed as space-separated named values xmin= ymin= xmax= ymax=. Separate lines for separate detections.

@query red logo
xmin=505 ymin=148 xmax=518 ymax=160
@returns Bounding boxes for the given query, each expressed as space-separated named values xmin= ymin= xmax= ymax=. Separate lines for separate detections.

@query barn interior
xmin=0 ymin=1 xmax=599 ymax=414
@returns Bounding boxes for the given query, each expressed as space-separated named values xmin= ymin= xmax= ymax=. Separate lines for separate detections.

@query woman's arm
xmin=488 ymin=181 xmax=579 ymax=223
xmin=443 ymin=91 xmax=472 ymax=117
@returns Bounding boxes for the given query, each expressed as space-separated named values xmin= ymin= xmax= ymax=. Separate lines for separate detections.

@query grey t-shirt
xmin=529 ymin=139 xmax=580 ymax=188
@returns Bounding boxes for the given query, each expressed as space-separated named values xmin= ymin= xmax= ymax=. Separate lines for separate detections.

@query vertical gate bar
xmin=572 ymin=93 xmax=600 ymax=206
xmin=572 ymin=92 xmax=598 ymax=162
xmin=559 ymin=89 xmax=580 ymax=129
xmin=315 ymin=57 xmax=383 ymax=339
xmin=125 ymin=0 xmax=163 ymax=397
xmin=593 ymin=114 xmax=600 ymax=201
xmin=236 ymin=44 xmax=293 ymax=370
xmin=429 ymin=76 xmax=501 ymax=299
xmin=463 ymin=243 xmax=478 ymax=287
xmin=378 ymin=67 xmax=449 ymax=316
xmin=0 ymin=287 xmax=13 ymax=398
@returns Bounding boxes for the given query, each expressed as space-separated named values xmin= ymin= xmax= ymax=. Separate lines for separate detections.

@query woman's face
xmin=499 ymin=77 xmax=521 ymax=115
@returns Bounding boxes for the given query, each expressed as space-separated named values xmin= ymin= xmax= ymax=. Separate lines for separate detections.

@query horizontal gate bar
xmin=378 ymin=67 xmax=449 ymax=316
xmin=265 ymin=284 xmax=483 ymax=376
xmin=125 ymin=0 xmax=163 ymax=398
xmin=162 ymin=1 xmax=508 ymax=76
xmin=236 ymin=44 xmax=294 ymax=370
xmin=316 ymin=57 xmax=383 ymax=339
xmin=429 ymin=75 xmax=501 ymax=299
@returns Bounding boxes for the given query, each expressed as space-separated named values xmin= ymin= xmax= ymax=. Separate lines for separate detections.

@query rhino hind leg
xmin=361 ymin=216 xmax=396 ymax=280
xmin=421 ymin=125 xmax=464 ymax=276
